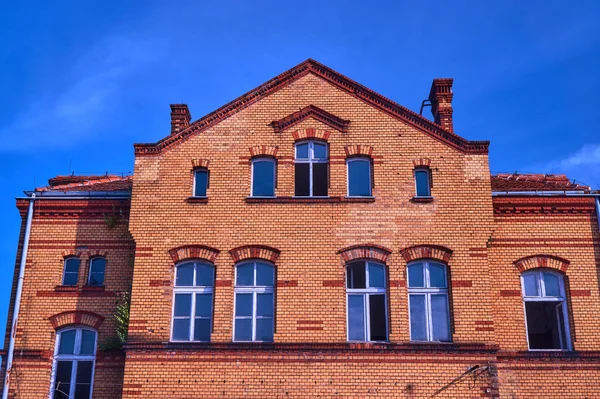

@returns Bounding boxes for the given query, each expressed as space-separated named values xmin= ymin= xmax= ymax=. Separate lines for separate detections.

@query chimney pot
xmin=170 ymin=104 xmax=191 ymax=135
xmin=428 ymin=79 xmax=454 ymax=133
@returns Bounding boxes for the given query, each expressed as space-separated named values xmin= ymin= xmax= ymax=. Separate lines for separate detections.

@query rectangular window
xmin=347 ymin=158 xmax=372 ymax=197
xmin=88 ymin=258 xmax=106 ymax=286
xmin=251 ymin=159 xmax=276 ymax=197
xmin=414 ymin=169 xmax=431 ymax=197
xmin=294 ymin=141 xmax=328 ymax=197
xmin=194 ymin=169 xmax=208 ymax=197
xmin=62 ymin=258 xmax=80 ymax=286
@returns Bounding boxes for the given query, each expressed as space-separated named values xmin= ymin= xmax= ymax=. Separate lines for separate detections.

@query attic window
xmin=193 ymin=169 xmax=209 ymax=197
xmin=414 ymin=168 xmax=431 ymax=197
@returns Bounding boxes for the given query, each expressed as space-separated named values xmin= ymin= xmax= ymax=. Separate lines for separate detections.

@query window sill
xmin=186 ymin=196 xmax=209 ymax=204
xmin=410 ymin=196 xmax=434 ymax=203
xmin=82 ymin=285 xmax=105 ymax=292
xmin=245 ymin=196 xmax=375 ymax=204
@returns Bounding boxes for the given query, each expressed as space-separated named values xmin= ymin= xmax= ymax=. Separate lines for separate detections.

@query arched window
xmin=521 ymin=269 xmax=571 ymax=350
xmin=233 ymin=261 xmax=274 ymax=342
xmin=50 ymin=327 xmax=97 ymax=399
xmin=347 ymin=157 xmax=372 ymax=197
xmin=407 ymin=260 xmax=450 ymax=342
xmin=171 ymin=261 xmax=215 ymax=342
xmin=294 ymin=140 xmax=328 ymax=197
xmin=193 ymin=168 xmax=209 ymax=197
xmin=62 ymin=257 xmax=80 ymax=286
xmin=87 ymin=258 xmax=106 ymax=287
xmin=414 ymin=168 xmax=431 ymax=197
xmin=251 ymin=158 xmax=276 ymax=197
xmin=346 ymin=260 xmax=387 ymax=342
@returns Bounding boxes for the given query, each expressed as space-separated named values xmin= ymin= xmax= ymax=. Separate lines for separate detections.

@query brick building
xmin=2 ymin=59 xmax=599 ymax=398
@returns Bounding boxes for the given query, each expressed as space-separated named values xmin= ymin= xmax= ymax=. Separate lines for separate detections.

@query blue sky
xmin=0 ymin=1 xmax=599 ymax=338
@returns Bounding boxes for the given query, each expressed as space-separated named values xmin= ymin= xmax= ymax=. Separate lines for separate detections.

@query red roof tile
xmin=36 ymin=175 xmax=132 ymax=192
xmin=491 ymin=173 xmax=590 ymax=193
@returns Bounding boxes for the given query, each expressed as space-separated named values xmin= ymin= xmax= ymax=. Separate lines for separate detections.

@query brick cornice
xmin=134 ymin=59 xmax=488 ymax=156
xmin=48 ymin=310 xmax=105 ymax=330
xmin=229 ymin=245 xmax=280 ymax=263
xmin=337 ymin=244 xmax=392 ymax=263
xmin=271 ymin=105 xmax=350 ymax=133
xmin=168 ymin=245 xmax=220 ymax=264
xmin=513 ymin=254 xmax=570 ymax=273
xmin=399 ymin=245 xmax=453 ymax=263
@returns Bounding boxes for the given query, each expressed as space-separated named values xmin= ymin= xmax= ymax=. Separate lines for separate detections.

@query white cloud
xmin=529 ymin=143 xmax=600 ymax=189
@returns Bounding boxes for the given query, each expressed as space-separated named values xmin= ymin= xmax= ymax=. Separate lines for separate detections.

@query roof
xmin=134 ymin=59 xmax=489 ymax=156
xmin=35 ymin=175 xmax=133 ymax=193
xmin=491 ymin=173 xmax=590 ymax=193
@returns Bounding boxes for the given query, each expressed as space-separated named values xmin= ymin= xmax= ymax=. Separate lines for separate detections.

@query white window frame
xmin=345 ymin=260 xmax=388 ymax=343
xmin=233 ymin=261 xmax=275 ymax=342
xmin=250 ymin=157 xmax=276 ymax=197
xmin=48 ymin=327 xmax=97 ymax=399
xmin=414 ymin=167 xmax=432 ymax=198
xmin=407 ymin=260 xmax=451 ymax=342
xmin=294 ymin=140 xmax=328 ymax=197
xmin=170 ymin=261 xmax=214 ymax=342
xmin=87 ymin=257 xmax=106 ymax=287
xmin=521 ymin=269 xmax=571 ymax=351
xmin=346 ymin=157 xmax=373 ymax=197
xmin=62 ymin=257 xmax=80 ymax=286
xmin=192 ymin=168 xmax=209 ymax=198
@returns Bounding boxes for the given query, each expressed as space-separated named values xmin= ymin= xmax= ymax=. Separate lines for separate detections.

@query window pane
xmin=431 ymin=295 xmax=450 ymax=341
xmin=543 ymin=272 xmax=561 ymax=297
xmin=348 ymin=160 xmax=371 ymax=196
xmin=53 ymin=361 xmax=73 ymax=399
xmin=313 ymin=143 xmax=327 ymax=159
xmin=368 ymin=263 xmax=385 ymax=288
xmin=174 ymin=294 xmax=192 ymax=317
xmin=75 ymin=361 xmax=94 ymax=398
xmin=347 ymin=262 xmax=366 ymax=289
xmin=234 ymin=319 xmax=252 ymax=341
xmin=525 ymin=301 xmax=564 ymax=349
xmin=523 ymin=273 xmax=539 ymax=296
xmin=348 ymin=295 xmax=365 ymax=341
xmin=195 ymin=294 xmax=213 ymax=318
xmin=193 ymin=318 xmax=211 ymax=342
xmin=257 ymin=293 xmax=274 ymax=317
xmin=409 ymin=295 xmax=428 ymax=341
xmin=194 ymin=170 xmax=207 ymax=197
xmin=252 ymin=160 xmax=275 ymax=196
xmin=172 ymin=319 xmax=190 ymax=341
xmin=80 ymin=330 xmax=96 ymax=355
xmin=415 ymin=170 xmax=430 ymax=197
xmin=294 ymin=163 xmax=310 ymax=196
xmin=313 ymin=163 xmax=328 ymax=196
xmin=235 ymin=293 xmax=253 ymax=317
xmin=195 ymin=264 xmax=214 ymax=287
xmin=236 ymin=264 xmax=254 ymax=286
xmin=176 ymin=264 xmax=194 ymax=286
xmin=63 ymin=272 xmax=78 ymax=286
xmin=408 ymin=263 xmax=424 ymax=288
xmin=256 ymin=262 xmax=274 ymax=286
xmin=64 ymin=258 xmax=80 ymax=273
xmin=58 ymin=330 xmax=76 ymax=355
xmin=89 ymin=258 xmax=105 ymax=286
xmin=428 ymin=263 xmax=446 ymax=288
xmin=369 ymin=295 xmax=387 ymax=341
xmin=296 ymin=143 xmax=309 ymax=159
xmin=256 ymin=318 xmax=274 ymax=342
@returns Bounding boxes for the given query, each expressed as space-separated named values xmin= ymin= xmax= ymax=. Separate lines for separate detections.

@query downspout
xmin=596 ymin=198 xmax=600 ymax=241
xmin=2 ymin=193 xmax=35 ymax=399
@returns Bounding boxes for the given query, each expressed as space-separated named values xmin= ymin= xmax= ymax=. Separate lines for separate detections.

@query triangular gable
xmin=134 ymin=59 xmax=489 ymax=156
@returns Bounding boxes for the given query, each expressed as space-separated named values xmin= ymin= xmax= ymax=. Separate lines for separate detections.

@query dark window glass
xmin=407 ymin=263 xmax=424 ymax=288
xmin=235 ymin=293 xmax=253 ymax=317
xmin=174 ymin=294 xmax=192 ymax=317
xmin=256 ymin=318 xmax=274 ymax=341
xmin=88 ymin=258 xmax=105 ymax=286
xmin=172 ymin=319 xmax=190 ymax=341
xmin=409 ymin=294 xmax=427 ymax=341
xmin=415 ymin=169 xmax=430 ymax=197
xmin=347 ymin=262 xmax=366 ymax=289
xmin=431 ymin=294 xmax=450 ymax=341
xmin=58 ymin=330 xmax=76 ymax=355
xmin=53 ymin=361 xmax=73 ymax=399
xmin=195 ymin=294 xmax=213 ymax=318
xmin=234 ymin=319 xmax=252 ymax=341
xmin=63 ymin=258 xmax=80 ymax=286
xmin=193 ymin=319 xmax=211 ymax=342
xmin=525 ymin=302 xmax=565 ymax=349
xmin=313 ymin=143 xmax=327 ymax=159
xmin=80 ymin=330 xmax=96 ymax=355
xmin=294 ymin=163 xmax=310 ymax=196
xmin=252 ymin=160 xmax=275 ymax=196
xmin=313 ymin=163 xmax=328 ymax=196
xmin=74 ymin=361 xmax=93 ymax=399
xmin=348 ymin=159 xmax=372 ymax=196
xmin=429 ymin=263 xmax=446 ymax=288
xmin=369 ymin=295 xmax=387 ymax=341
xmin=256 ymin=262 xmax=274 ymax=286
xmin=347 ymin=295 xmax=365 ymax=341
xmin=176 ymin=263 xmax=194 ymax=286
xmin=196 ymin=263 xmax=214 ymax=287
xmin=257 ymin=293 xmax=274 ymax=317
xmin=369 ymin=264 xmax=385 ymax=288
xmin=236 ymin=264 xmax=254 ymax=286
xmin=194 ymin=170 xmax=208 ymax=197
xmin=296 ymin=143 xmax=309 ymax=159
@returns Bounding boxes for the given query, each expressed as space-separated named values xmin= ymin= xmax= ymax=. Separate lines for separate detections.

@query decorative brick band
xmin=412 ymin=158 xmax=432 ymax=168
xmin=249 ymin=145 xmax=279 ymax=158
xmin=399 ymin=245 xmax=452 ymax=263
xmin=344 ymin=145 xmax=374 ymax=157
xmin=229 ymin=245 xmax=280 ymax=263
xmin=168 ymin=245 xmax=220 ymax=263
xmin=337 ymin=244 xmax=392 ymax=263
xmin=48 ymin=310 xmax=104 ymax=330
xmin=191 ymin=159 xmax=210 ymax=169
xmin=291 ymin=128 xmax=331 ymax=142
xmin=513 ymin=254 xmax=570 ymax=273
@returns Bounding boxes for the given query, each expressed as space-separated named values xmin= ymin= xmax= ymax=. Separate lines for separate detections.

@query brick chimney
xmin=428 ymin=79 xmax=454 ymax=133
xmin=170 ymin=104 xmax=191 ymax=135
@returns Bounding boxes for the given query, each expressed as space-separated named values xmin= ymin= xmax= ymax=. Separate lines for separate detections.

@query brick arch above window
xmin=291 ymin=128 xmax=331 ymax=142
xmin=48 ymin=310 xmax=104 ymax=330
xmin=400 ymin=245 xmax=452 ymax=263
xmin=229 ymin=245 xmax=280 ymax=263
xmin=344 ymin=145 xmax=374 ymax=158
xmin=249 ymin=145 xmax=279 ymax=158
xmin=168 ymin=245 xmax=220 ymax=264
xmin=337 ymin=244 xmax=392 ymax=263
xmin=88 ymin=250 xmax=108 ymax=258
xmin=61 ymin=249 xmax=83 ymax=258
xmin=514 ymin=254 xmax=570 ymax=273
xmin=412 ymin=158 xmax=432 ymax=168
xmin=191 ymin=159 xmax=210 ymax=169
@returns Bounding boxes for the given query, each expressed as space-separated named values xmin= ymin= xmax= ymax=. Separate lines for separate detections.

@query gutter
xmin=2 ymin=194 xmax=35 ymax=399
xmin=491 ymin=191 xmax=598 ymax=196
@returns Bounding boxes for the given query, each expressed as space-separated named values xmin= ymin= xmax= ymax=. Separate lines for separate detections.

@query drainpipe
xmin=596 ymin=198 xmax=600 ymax=240
xmin=2 ymin=193 xmax=35 ymax=399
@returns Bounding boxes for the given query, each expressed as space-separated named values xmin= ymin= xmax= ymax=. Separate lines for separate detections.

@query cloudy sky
xmin=0 ymin=0 xmax=599 ymax=333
